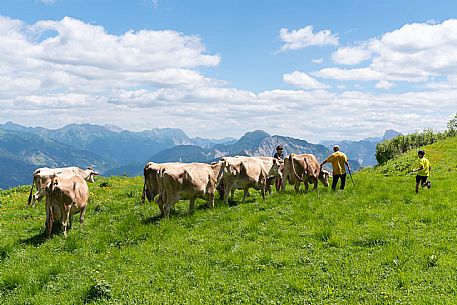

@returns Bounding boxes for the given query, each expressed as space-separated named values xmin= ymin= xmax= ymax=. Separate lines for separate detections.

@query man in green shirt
xmin=411 ymin=150 xmax=431 ymax=193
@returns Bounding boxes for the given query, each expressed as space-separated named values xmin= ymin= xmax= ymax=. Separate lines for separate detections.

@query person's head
xmin=333 ymin=145 xmax=340 ymax=152
xmin=417 ymin=150 xmax=425 ymax=158
xmin=276 ymin=145 xmax=284 ymax=153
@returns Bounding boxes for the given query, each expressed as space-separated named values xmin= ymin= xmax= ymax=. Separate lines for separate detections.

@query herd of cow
xmin=26 ymin=154 xmax=331 ymax=238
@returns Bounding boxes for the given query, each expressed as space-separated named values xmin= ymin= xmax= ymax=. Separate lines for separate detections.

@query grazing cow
xmin=27 ymin=167 xmax=98 ymax=207
xmin=45 ymin=174 xmax=89 ymax=237
xmin=141 ymin=162 xmax=183 ymax=208
xmin=281 ymin=154 xmax=330 ymax=192
xmin=158 ymin=162 xmax=222 ymax=218
xmin=217 ymin=156 xmax=267 ymax=204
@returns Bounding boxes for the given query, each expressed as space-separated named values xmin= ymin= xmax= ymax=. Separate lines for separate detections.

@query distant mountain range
xmin=320 ymin=129 xmax=403 ymax=167
xmin=0 ymin=121 xmax=401 ymax=189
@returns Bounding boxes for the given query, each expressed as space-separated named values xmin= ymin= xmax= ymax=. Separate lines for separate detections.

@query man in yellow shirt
xmin=320 ymin=145 xmax=351 ymax=190
xmin=412 ymin=150 xmax=431 ymax=193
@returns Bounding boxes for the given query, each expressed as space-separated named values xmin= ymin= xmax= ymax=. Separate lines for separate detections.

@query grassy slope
xmin=0 ymin=137 xmax=456 ymax=304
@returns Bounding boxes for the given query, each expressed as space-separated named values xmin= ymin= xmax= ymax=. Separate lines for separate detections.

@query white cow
xmin=28 ymin=167 xmax=98 ymax=207
xmin=158 ymin=162 xmax=222 ymax=218
xmin=217 ymin=156 xmax=268 ymax=204
xmin=45 ymin=174 xmax=89 ymax=238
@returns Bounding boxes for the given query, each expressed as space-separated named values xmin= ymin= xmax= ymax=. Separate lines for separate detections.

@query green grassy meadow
xmin=1 ymin=137 xmax=456 ymax=304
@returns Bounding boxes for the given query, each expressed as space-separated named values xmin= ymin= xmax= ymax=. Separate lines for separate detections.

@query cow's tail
xmin=291 ymin=156 xmax=304 ymax=181
xmin=141 ymin=178 xmax=147 ymax=204
xmin=27 ymin=177 xmax=35 ymax=206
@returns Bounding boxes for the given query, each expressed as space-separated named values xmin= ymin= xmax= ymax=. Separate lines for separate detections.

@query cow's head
xmin=270 ymin=158 xmax=283 ymax=178
xmin=34 ymin=174 xmax=53 ymax=201
xmin=319 ymin=169 xmax=330 ymax=187
xmin=84 ymin=167 xmax=99 ymax=183
xmin=45 ymin=175 xmax=59 ymax=192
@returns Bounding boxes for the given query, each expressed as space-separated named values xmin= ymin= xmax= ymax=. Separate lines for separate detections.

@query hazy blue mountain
xmin=0 ymin=122 xmax=393 ymax=188
xmin=382 ymin=129 xmax=403 ymax=141
xmin=147 ymin=130 xmax=330 ymax=165
xmin=190 ymin=137 xmax=237 ymax=149
xmin=0 ymin=122 xmax=194 ymax=165
xmin=151 ymin=145 xmax=210 ymax=163
xmin=0 ymin=128 xmax=112 ymax=189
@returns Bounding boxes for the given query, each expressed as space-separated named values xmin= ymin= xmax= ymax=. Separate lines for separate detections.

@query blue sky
xmin=1 ymin=0 xmax=457 ymax=141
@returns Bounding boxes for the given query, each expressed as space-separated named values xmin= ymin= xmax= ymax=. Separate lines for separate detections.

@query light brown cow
xmin=45 ymin=174 xmax=89 ymax=238
xmin=217 ymin=156 xmax=267 ymax=204
xmin=281 ymin=153 xmax=330 ymax=192
xmin=27 ymin=167 xmax=98 ymax=207
xmin=158 ymin=162 xmax=222 ymax=218
xmin=141 ymin=162 xmax=184 ymax=213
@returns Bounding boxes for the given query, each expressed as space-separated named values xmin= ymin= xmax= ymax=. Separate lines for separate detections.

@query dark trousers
xmin=332 ymin=174 xmax=346 ymax=190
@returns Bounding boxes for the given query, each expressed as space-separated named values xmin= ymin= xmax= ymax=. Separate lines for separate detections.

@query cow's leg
xmin=313 ymin=178 xmax=318 ymax=191
xmin=303 ymin=180 xmax=309 ymax=193
xmin=189 ymin=199 xmax=196 ymax=215
xmin=224 ymin=187 xmax=231 ymax=205
xmin=242 ymin=188 xmax=249 ymax=203
xmin=80 ymin=207 xmax=86 ymax=225
xmin=62 ymin=205 xmax=71 ymax=238
xmin=47 ymin=204 xmax=53 ymax=238
xmin=266 ymin=177 xmax=273 ymax=194
xmin=209 ymin=193 xmax=215 ymax=208
xmin=163 ymin=202 xmax=172 ymax=219
xmin=281 ymin=175 xmax=287 ymax=192
xmin=294 ymin=181 xmax=300 ymax=192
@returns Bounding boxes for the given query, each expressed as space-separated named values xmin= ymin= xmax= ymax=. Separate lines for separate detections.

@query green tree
xmin=448 ymin=113 xmax=457 ymax=135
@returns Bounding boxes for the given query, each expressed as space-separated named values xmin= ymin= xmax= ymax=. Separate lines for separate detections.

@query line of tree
xmin=375 ymin=113 xmax=457 ymax=165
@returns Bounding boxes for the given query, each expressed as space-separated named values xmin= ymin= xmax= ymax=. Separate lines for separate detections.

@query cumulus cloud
xmin=319 ymin=19 xmax=457 ymax=84
xmin=283 ymin=71 xmax=329 ymax=89
xmin=316 ymin=67 xmax=384 ymax=81
xmin=0 ymin=16 xmax=220 ymax=96
xmin=279 ymin=25 xmax=338 ymax=51
xmin=331 ymin=45 xmax=372 ymax=65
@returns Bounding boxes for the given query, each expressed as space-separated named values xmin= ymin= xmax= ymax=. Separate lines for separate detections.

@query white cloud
xmin=319 ymin=19 xmax=457 ymax=83
xmin=316 ymin=67 xmax=384 ymax=81
xmin=40 ymin=0 xmax=58 ymax=4
xmin=0 ymin=16 xmax=220 ymax=96
xmin=375 ymin=80 xmax=395 ymax=89
xmin=331 ymin=45 xmax=372 ymax=65
xmin=283 ymin=71 xmax=329 ymax=89
xmin=279 ymin=25 xmax=338 ymax=51
xmin=1 ymin=16 xmax=456 ymax=142
xmin=312 ymin=58 xmax=324 ymax=64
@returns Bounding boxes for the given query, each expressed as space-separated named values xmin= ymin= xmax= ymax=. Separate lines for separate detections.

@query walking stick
xmin=348 ymin=167 xmax=355 ymax=187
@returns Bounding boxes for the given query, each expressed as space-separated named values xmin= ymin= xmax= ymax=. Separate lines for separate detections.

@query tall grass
xmin=0 ymin=137 xmax=456 ymax=304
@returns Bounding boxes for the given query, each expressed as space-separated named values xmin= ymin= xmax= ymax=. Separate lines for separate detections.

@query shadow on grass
xmin=21 ymin=231 xmax=48 ymax=246
xmin=21 ymin=225 xmax=63 ymax=246
xmin=141 ymin=214 xmax=162 ymax=225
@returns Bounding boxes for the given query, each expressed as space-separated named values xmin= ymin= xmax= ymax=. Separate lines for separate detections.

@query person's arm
xmin=345 ymin=159 xmax=351 ymax=172
xmin=412 ymin=165 xmax=424 ymax=172
xmin=320 ymin=159 xmax=328 ymax=169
